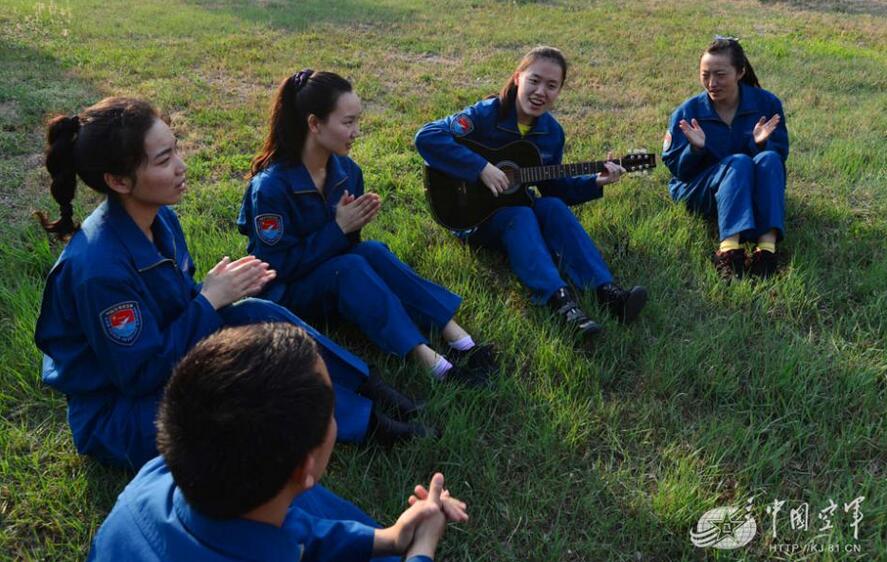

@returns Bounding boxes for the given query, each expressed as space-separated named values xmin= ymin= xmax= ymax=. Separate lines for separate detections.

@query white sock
xmin=430 ymin=354 xmax=453 ymax=380
xmin=448 ymin=335 xmax=475 ymax=352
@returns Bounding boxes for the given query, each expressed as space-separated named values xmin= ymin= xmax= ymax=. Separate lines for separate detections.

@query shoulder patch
xmin=101 ymin=301 xmax=142 ymax=346
xmin=662 ymin=130 xmax=672 ymax=152
xmin=450 ymin=113 xmax=474 ymax=137
xmin=255 ymin=213 xmax=284 ymax=245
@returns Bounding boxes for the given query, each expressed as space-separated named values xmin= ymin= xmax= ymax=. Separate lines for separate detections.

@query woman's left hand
xmin=753 ymin=114 xmax=781 ymax=146
xmin=595 ymin=152 xmax=626 ymax=186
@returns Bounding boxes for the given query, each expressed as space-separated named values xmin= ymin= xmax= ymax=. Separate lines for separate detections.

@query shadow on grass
xmin=0 ymin=40 xmax=133 ymax=560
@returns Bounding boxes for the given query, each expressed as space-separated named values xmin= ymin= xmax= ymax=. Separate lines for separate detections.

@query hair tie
xmin=291 ymin=69 xmax=314 ymax=92
xmin=714 ymin=34 xmax=740 ymax=43
xmin=64 ymin=114 xmax=81 ymax=136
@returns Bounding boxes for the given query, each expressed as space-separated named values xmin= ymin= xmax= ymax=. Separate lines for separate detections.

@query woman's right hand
xmin=200 ymin=256 xmax=276 ymax=310
xmin=480 ymin=162 xmax=509 ymax=197
xmin=335 ymin=191 xmax=381 ymax=234
xmin=678 ymin=118 xmax=706 ymax=149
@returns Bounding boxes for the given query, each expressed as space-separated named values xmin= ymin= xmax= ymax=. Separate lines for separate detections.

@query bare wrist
xmin=372 ymin=526 xmax=401 ymax=557
xmin=199 ymin=290 xmax=223 ymax=310
xmin=405 ymin=537 xmax=438 ymax=560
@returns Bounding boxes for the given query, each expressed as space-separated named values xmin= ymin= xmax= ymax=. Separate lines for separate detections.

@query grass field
xmin=1 ymin=0 xmax=885 ymax=560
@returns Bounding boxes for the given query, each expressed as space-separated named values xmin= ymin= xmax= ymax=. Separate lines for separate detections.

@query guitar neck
xmin=518 ymin=160 xmax=615 ymax=184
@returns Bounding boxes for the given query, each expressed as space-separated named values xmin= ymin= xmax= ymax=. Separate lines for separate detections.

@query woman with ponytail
xmin=35 ymin=97 xmax=428 ymax=469
xmin=662 ymin=37 xmax=789 ymax=280
xmin=415 ymin=46 xmax=647 ymax=341
xmin=240 ymin=70 xmax=497 ymax=388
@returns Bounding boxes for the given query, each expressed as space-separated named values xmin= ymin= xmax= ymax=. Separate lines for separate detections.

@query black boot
xmin=369 ymin=409 xmax=437 ymax=446
xmin=748 ymin=249 xmax=778 ymax=278
xmin=596 ymin=283 xmax=647 ymax=323
xmin=449 ymin=343 xmax=499 ymax=377
xmin=548 ymin=287 xmax=602 ymax=337
xmin=441 ymin=363 xmax=491 ymax=388
xmin=358 ymin=368 xmax=425 ymax=418
xmin=713 ymin=249 xmax=746 ymax=281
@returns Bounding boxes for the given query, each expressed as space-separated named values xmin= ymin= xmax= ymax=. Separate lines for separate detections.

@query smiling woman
xmin=415 ymin=46 xmax=648 ymax=340
xmin=32 ymin=96 xmax=399 ymax=468
xmin=239 ymin=70 xmax=500 ymax=397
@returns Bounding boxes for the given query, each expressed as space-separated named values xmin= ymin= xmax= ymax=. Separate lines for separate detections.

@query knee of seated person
xmin=753 ymin=150 xmax=781 ymax=167
xmin=219 ymin=297 xmax=291 ymax=324
xmin=533 ymin=196 xmax=570 ymax=218
xmin=334 ymin=254 xmax=373 ymax=279
xmin=351 ymin=240 xmax=391 ymax=260
xmin=724 ymin=153 xmax=754 ymax=172
xmin=502 ymin=205 xmax=537 ymax=230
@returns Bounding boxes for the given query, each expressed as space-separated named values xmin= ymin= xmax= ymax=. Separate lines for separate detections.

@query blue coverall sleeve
xmin=745 ymin=96 xmax=789 ymax=162
xmin=247 ymin=174 xmax=352 ymax=282
xmin=537 ymin=126 xmax=602 ymax=205
xmin=662 ymin=110 xmax=717 ymax=182
xmin=296 ymin=513 xmax=376 ymax=562
xmin=414 ymin=103 xmax=490 ymax=183
xmin=77 ymin=275 xmax=222 ymax=398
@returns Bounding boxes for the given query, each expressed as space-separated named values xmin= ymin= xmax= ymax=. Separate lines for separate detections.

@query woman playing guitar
xmin=416 ymin=46 xmax=647 ymax=340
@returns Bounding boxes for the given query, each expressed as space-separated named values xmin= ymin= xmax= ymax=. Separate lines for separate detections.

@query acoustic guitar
xmin=424 ymin=138 xmax=656 ymax=230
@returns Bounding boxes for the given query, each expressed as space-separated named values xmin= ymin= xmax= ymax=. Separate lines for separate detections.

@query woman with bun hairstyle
xmin=34 ymin=97 xmax=425 ymax=469
xmin=415 ymin=46 xmax=647 ymax=340
xmin=240 ymin=70 xmax=497 ymax=388
xmin=663 ymin=37 xmax=789 ymax=280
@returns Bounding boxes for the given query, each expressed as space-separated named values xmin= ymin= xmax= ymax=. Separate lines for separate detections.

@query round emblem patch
xmin=255 ymin=213 xmax=284 ymax=245
xmin=662 ymin=130 xmax=673 ymax=152
xmin=450 ymin=113 xmax=474 ymax=137
xmin=101 ymin=301 xmax=142 ymax=346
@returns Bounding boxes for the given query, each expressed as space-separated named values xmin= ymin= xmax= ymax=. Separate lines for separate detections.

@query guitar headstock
xmin=620 ymin=149 xmax=657 ymax=173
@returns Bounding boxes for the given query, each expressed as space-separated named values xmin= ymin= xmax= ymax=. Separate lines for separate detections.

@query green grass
xmin=1 ymin=0 xmax=885 ymax=560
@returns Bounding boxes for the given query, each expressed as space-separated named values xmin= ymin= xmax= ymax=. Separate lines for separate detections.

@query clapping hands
xmin=335 ymin=190 xmax=381 ymax=234
xmin=200 ymin=256 xmax=276 ymax=310
xmin=678 ymin=118 xmax=706 ymax=149
xmin=753 ymin=114 xmax=780 ymax=146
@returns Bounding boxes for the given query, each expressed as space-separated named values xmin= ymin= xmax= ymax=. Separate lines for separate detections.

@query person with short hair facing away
xmin=34 ymin=97 xmax=420 ymax=469
xmin=89 ymin=323 xmax=468 ymax=562
xmin=662 ymin=37 xmax=789 ymax=281
xmin=415 ymin=46 xmax=648 ymax=342
xmin=239 ymin=70 xmax=497 ymax=388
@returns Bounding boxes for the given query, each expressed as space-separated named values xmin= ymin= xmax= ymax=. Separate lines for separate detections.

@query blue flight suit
xmin=88 ymin=456 xmax=412 ymax=562
xmin=238 ymin=155 xmax=462 ymax=358
xmin=663 ymin=83 xmax=789 ymax=242
xmin=34 ymin=198 xmax=372 ymax=469
xmin=414 ymin=97 xmax=613 ymax=305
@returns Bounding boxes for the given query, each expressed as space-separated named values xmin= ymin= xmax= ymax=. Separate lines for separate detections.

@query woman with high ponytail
xmin=662 ymin=37 xmax=789 ymax=280
xmin=34 ymin=97 xmax=414 ymax=469
xmin=240 ymin=69 xmax=498 ymax=389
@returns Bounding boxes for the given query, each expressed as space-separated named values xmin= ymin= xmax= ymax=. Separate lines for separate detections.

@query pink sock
xmin=448 ymin=335 xmax=475 ymax=352
xmin=430 ymin=355 xmax=453 ymax=380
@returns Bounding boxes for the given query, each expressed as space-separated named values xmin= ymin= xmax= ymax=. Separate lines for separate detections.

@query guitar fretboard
xmin=519 ymin=160 xmax=618 ymax=183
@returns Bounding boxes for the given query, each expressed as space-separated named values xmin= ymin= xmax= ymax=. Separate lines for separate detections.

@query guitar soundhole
xmin=498 ymin=161 xmax=521 ymax=194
